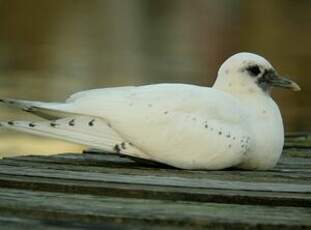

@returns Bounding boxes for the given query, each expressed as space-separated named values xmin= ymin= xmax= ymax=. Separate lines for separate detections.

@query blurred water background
xmin=0 ymin=0 xmax=310 ymax=157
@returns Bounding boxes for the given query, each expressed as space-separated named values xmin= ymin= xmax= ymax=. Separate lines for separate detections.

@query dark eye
xmin=246 ymin=65 xmax=261 ymax=76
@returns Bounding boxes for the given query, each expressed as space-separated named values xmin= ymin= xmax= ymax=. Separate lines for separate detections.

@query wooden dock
xmin=0 ymin=133 xmax=310 ymax=229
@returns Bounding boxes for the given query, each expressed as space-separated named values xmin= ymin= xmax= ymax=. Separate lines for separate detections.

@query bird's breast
xmin=238 ymin=98 xmax=284 ymax=170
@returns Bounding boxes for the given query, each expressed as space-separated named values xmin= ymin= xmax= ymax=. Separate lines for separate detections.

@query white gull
xmin=0 ymin=52 xmax=300 ymax=170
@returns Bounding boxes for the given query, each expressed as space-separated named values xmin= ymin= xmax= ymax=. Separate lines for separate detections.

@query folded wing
xmin=1 ymin=84 xmax=250 ymax=169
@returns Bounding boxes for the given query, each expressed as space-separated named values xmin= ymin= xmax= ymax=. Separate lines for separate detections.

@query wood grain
xmin=0 ymin=133 xmax=310 ymax=229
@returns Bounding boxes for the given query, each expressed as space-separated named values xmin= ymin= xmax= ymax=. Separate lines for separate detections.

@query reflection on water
xmin=0 ymin=0 xmax=310 ymax=157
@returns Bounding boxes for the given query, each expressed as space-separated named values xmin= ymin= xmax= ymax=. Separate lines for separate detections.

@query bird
xmin=0 ymin=52 xmax=300 ymax=170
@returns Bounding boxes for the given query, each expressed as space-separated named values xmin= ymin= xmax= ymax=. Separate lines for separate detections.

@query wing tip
xmin=0 ymin=98 xmax=12 ymax=105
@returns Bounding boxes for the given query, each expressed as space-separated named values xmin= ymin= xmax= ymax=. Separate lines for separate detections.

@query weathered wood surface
xmin=0 ymin=133 xmax=310 ymax=229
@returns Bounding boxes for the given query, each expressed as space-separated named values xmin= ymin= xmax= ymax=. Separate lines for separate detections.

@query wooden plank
xmin=285 ymin=133 xmax=311 ymax=148
xmin=0 ymin=174 xmax=310 ymax=208
xmin=0 ymin=188 xmax=310 ymax=229
xmin=283 ymin=148 xmax=311 ymax=158
xmin=7 ymin=151 xmax=311 ymax=172
xmin=0 ymin=216 xmax=145 ymax=230
xmin=3 ymin=152 xmax=172 ymax=169
xmin=9 ymin=149 xmax=311 ymax=170
xmin=0 ymin=133 xmax=309 ymax=229
xmin=0 ymin=161 xmax=310 ymax=193
xmin=2 ymin=154 xmax=311 ymax=183
xmin=1 ymin=152 xmax=310 ymax=208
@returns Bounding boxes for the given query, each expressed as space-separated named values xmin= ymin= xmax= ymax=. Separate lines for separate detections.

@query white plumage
xmin=0 ymin=52 xmax=300 ymax=170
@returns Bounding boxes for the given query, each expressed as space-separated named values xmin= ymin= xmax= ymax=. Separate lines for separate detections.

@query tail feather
xmin=0 ymin=98 xmax=74 ymax=120
xmin=0 ymin=115 xmax=145 ymax=157
xmin=0 ymin=98 xmax=149 ymax=159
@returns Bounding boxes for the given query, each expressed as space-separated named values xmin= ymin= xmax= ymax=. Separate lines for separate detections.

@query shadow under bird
xmin=0 ymin=53 xmax=300 ymax=170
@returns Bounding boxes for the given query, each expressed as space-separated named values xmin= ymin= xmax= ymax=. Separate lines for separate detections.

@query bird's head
xmin=213 ymin=52 xmax=300 ymax=96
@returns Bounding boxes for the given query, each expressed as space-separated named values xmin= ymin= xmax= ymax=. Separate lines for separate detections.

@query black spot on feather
xmin=69 ymin=119 xmax=75 ymax=126
xmin=8 ymin=121 xmax=14 ymax=125
xmin=50 ymin=122 xmax=57 ymax=127
xmin=88 ymin=119 xmax=95 ymax=126
xmin=29 ymin=123 xmax=36 ymax=127
xmin=113 ymin=144 xmax=121 ymax=153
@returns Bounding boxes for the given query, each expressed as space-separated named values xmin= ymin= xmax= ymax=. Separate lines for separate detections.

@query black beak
xmin=262 ymin=70 xmax=301 ymax=91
